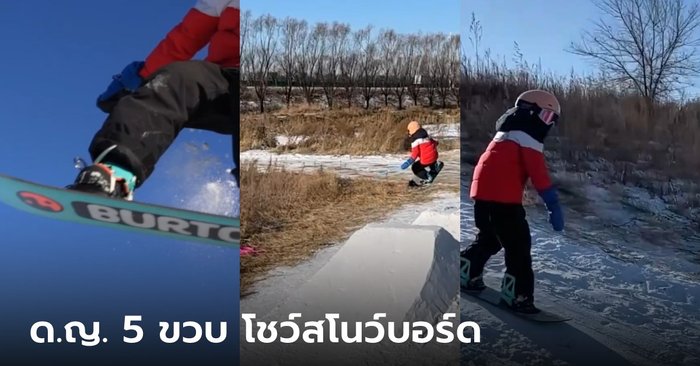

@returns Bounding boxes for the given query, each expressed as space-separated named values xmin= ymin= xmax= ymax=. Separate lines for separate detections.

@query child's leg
xmin=461 ymin=200 xmax=502 ymax=282
xmin=410 ymin=161 xmax=430 ymax=180
xmin=427 ymin=161 xmax=443 ymax=181
xmin=88 ymin=60 xmax=233 ymax=188
xmin=184 ymin=67 xmax=239 ymax=185
xmin=492 ymin=204 xmax=534 ymax=301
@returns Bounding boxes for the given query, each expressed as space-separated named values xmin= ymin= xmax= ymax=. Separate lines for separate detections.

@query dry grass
xmin=239 ymin=161 xmax=429 ymax=294
xmin=241 ymin=106 xmax=459 ymax=155
xmin=461 ymin=62 xmax=700 ymax=180
xmin=461 ymin=58 xmax=700 ymax=223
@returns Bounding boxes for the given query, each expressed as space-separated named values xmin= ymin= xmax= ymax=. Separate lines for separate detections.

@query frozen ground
xmin=240 ymin=149 xmax=460 ymax=188
xmin=460 ymin=167 xmax=700 ymax=365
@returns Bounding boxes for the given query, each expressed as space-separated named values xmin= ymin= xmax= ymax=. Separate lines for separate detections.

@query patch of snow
xmin=424 ymin=123 xmax=459 ymax=139
xmin=275 ymin=135 xmax=308 ymax=146
xmin=460 ymin=174 xmax=700 ymax=365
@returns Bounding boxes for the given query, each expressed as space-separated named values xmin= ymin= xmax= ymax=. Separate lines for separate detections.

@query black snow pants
xmin=462 ymin=200 xmax=535 ymax=298
xmin=411 ymin=161 xmax=440 ymax=181
xmin=89 ymin=60 xmax=239 ymax=188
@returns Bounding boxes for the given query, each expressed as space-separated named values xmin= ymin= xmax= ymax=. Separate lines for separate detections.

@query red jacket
xmin=470 ymin=131 xmax=552 ymax=204
xmin=140 ymin=0 xmax=239 ymax=78
xmin=409 ymin=128 xmax=439 ymax=165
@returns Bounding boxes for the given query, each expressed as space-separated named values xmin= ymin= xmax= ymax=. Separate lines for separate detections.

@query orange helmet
xmin=407 ymin=121 xmax=421 ymax=135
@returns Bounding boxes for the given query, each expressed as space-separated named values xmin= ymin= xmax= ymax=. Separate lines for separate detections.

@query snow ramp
xmin=278 ymin=222 xmax=459 ymax=322
xmin=241 ymin=220 xmax=461 ymax=365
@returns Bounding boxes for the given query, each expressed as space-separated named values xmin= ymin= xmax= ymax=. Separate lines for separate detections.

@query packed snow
xmin=460 ymin=166 xmax=700 ymax=365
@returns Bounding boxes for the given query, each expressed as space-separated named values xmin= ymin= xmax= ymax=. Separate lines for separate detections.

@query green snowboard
xmin=0 ymin=173 xmax=239 ymax=247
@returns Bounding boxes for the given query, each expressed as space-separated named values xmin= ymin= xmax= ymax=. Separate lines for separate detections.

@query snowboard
xmin=462 ymin=286 xmax=571 ymax=323
xmin=408 ymin=161 xmax=444 ymax=188
xmin=0 ymin=173 xmax=239 ymax=247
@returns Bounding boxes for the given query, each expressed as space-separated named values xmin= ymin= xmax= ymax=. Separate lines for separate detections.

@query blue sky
xmin=244 ymin=0 xmax=459 ymax=34
xmin=461 ymin=0 xmax=600 ymax=77
xmin=0 ymin=1 xmax=237 ymax=363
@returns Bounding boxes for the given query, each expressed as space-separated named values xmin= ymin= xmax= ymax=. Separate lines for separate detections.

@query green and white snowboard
xmin=0 ymin=173 xmax=239 ymax=247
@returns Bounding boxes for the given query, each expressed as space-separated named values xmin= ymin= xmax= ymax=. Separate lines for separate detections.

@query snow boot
xmin=510 ymin=295 xmax=540 ymax=314
xmin=500 ymin=273 xmax=540 ymax=314
xmin=67 ymin=163 xmax=136 ymax=201
xmin=460 ymin=257 xmax=486 ymax=291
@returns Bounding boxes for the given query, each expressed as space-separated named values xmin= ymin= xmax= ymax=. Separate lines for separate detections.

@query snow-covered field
xmin=240 ymin=129 xmax=461 ymax=364
xmin=460 ymin=168 xmax=700 ymax=365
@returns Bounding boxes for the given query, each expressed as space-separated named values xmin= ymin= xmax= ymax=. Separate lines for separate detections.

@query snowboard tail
xmin=462 ymin=286 xmax=571 ymax=323
xmin=0 ymin=173 xmax=239 ymax=247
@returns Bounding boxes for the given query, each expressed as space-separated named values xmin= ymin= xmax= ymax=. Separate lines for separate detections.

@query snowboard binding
xmin=460 ymin=257 xmax=486 ymax=291
xmin=67 ymin=145 xmax=136 ymax=201
xmin=500 ymin=273 xmax=540 ymax=314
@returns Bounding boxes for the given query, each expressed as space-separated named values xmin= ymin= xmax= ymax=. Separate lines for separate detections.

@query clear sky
xmin=244 ymin=0 xmax=460 ymax=35
xmin=0 ymin=1 xmax=238 ymax=363
xmin=461 ymin=0 xmax=600 ymax=77
xmin=462 ymin=0 xmax=700 ymax=98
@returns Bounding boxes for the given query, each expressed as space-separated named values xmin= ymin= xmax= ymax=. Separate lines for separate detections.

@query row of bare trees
xmin=241 ymin=11 xmax=460 ymax=113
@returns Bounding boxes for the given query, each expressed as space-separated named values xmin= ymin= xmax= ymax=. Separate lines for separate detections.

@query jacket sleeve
xmin=139 ymin=0 xmax=227 ymax=78
xmin=205 ymin=1 xmax=239 ymax=68
xmin=521 ymin=147 xmax=553 ymax=192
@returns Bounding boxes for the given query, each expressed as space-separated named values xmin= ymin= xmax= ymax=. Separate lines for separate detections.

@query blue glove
xmin=97 ymin=61 xmax=145 ymax=112
xmin=400 ymin=158 xmax=414 ymax=170
xmin=539 ymin=186 xmax=564 ymax=231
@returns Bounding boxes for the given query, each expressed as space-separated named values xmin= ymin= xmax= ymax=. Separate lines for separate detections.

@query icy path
xmin=459 ymin=174 xmax=700 ymax=365
xmin=240 ymin=149 xmax=460 ymax=187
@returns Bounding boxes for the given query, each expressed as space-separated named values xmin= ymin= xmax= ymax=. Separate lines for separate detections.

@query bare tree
xmin=319 ymin=22 xmax=350 ymax=109
xmin=279 ymin=17 xmax=306 ymax=107
xmin=425 ymin=33 xmax=446 ymax=107
xmin=357 ymin=26 xmax=380 ymax=109
xmin=449 ymin=33 xmax=461 ymax=101
xmin=378 ymin=29 xmax=399 ymax=106
xmin=408 ymin=34 xmax=427 ymax=107
xmin=393 ymin=34 xmax=421 ymax=109
xmin=240 ymin=10 xmax=253 ymax=94
xmin=569 ymin=0 xmax=700 ymax=101
xmin=249 ymin=14 xmax=279 ymax=113
xmin=340 ymin=29 xmax=362 ymax=107
xmin=435 ymin=34 xmax=459 ymax=108
xmin=297 ymin=23 xmax=326 ymax=104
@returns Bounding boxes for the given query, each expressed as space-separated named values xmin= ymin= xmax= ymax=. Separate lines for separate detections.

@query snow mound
xmin=412 ymin=211 xmax=460 ymax=240
xmin=277 ymin=222 xmax=459 ymax=322
xmin=242 ymin=223 xmax=460 ymax=365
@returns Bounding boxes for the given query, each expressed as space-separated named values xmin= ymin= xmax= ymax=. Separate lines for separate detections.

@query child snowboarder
xmin=460 ymin=89 xmax=564 ymax=314
xmin=400 ymin=121 xmax=444 ymax=186
xmin=68 ymin=0 xmax=239 ymax=200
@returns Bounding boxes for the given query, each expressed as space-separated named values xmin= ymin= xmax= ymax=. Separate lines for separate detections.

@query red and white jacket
xmin=470 ymin=130 xmax=553 ymax=204
xmin=139 ymin=0 xmax=239 ymax=78
xmin=409 ymin=128 xmax=439 ymax=165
